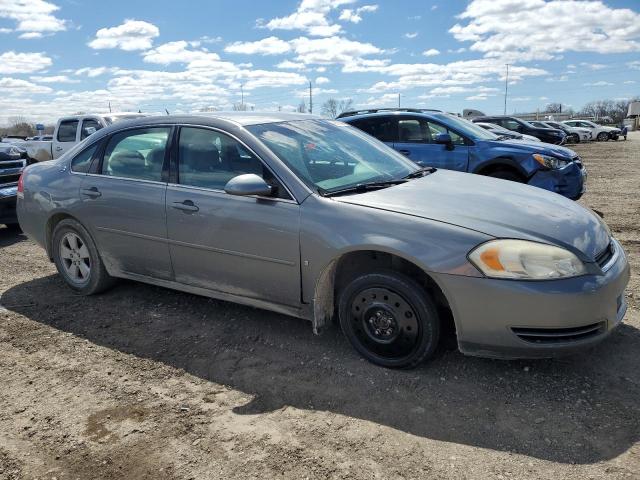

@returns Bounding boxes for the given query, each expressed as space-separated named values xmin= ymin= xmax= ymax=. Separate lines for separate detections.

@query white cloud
xmin=404 ymin=32 xmax=418 ymax=39
xmin=580 ymin=62 xmax=606 ymax=70
xmin=0 ymin=51 xmax=52 ymax=74
xmin=339 ymin=4 xmax=378 ymax=24
xmin=450 ymin=0 xmax=640 ymax=62
xmin=423 ymin=48 xmax=440 ymax=57
xmin=511 ymin=96 xmax=531 ymax=101
xmin=225 ymin=36 xmax=292 ymax=55
xmin=466 ymin=94 xmax=489 ymax=101
xmin=88 ymin=19 xmax=160 ymax=51
xmin=628 ymin=60 xmax=640 ymax=70
xmin=291 ymin=36 xmax=384 ymax=68
xmin=583 ymin=81 xmax=614 ymax=86
xmin=75 ymin=66 xmax=111 ymax=77
xmin=0 ymin=0 xmax=67 ymax=37
xmin=623 ymin=80 xmax=636 ymax=84
xmin=30 ymin=74 xmax=79 ymax=83
xmin=276 ymin=59 xmax=307 ymax=70
xmin=0 ymin=77 xmax=53 ymax=95
xmin=315 ymin=76 xmax=330 ymax=84
xmin=263 ymin=0 xmax=355 ymax=37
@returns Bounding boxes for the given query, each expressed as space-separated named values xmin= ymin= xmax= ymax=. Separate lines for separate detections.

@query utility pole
xmin=503 ymin=64 xmax=510 ymax=115
xmin=309 ymin=81 xmax=313 ymax=114
xmin=398 ymin=93 xmax=401 ymax=108
xmin=241 ymin=84 xmax=244 ymax=107
xmin=108 ymin=100 xmax=112 ymax=113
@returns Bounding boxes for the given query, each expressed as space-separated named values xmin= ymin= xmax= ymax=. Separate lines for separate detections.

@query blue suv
xmin=339 ymin=109 xmax=587 ymax=200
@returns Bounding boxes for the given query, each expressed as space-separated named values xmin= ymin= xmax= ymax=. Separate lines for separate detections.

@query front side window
xmin=501 ymin=119 xmax=522 ymax=132
xmin=70 ymin=143 xmax=99 ymax=173
xmin=81 ymin=119 xmax=103 ymax=140
xmin=101 ymin=127 xmax=170 ymax=181
xmin=247 ymin=120 xmax=418 ymax=194
xmin=427 ymin=122 xmax=466 ymax=145
xmin=178 ymin=127 xmax=288 ymax=198
xmin=57 ymin=120 xmax=78 ymax=142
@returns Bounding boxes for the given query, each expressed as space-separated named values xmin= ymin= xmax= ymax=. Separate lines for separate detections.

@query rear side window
xmin=351 ymin=117 xmax=397 ymax=143
xmin=57 ymin=120 xmax=78 ymax=142
xmin=398 ymin=119 xmax=429 ymax=143
xmin=81 ymin=119 xmax=103 ymax=140
xmin=501 ymin=119 xmax=522 ymax=131
xmin=101 ymin=127 xmax=170 ymax=182
xmin=70 ymin=143 xmax=99 ymax=173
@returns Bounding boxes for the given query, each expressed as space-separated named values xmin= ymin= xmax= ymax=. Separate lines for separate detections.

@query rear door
xmin=165 ymin=126 xmax=301 ymax=307
xmin=348 ymin=116 xmax=397 ymax=148
xmin=393 ymin=117 xmax=469 ymax=171
xmin=78 ymin=126 xmax=173 ymax=279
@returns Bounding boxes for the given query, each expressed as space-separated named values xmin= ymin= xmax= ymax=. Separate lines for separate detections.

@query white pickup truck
xmin=24 ymin=113 xmax=148 ymax=161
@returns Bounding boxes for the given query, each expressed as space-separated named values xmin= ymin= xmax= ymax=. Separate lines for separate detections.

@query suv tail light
xmin=17 ymin=173 xmax=24 ymax=198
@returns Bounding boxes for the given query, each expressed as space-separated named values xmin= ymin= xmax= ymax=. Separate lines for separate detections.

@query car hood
xmin=485 ymin=139 xmax=577 ymax=158
xmin=336 ymin=170 xmax=609 ymax=260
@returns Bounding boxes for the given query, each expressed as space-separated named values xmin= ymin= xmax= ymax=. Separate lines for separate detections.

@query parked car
xmin=17 ymin=113 xmax=629 ymax=368
xmin=539 ymin=121 xmax=592 ymax=143
xmin=475 ymin=122 xmax=541 ymax=142
xmin=22 ymin=113 xmax=149 ymax=162
xmin=0 ymin=142 xmax=29 ymax=226
xmin=563 ymin=120 xmax=621 ymax=141
xmin=340 ymin=109 xmax=586 ymax=199
xmin=471 ymin=115 xmax=567 ymax=144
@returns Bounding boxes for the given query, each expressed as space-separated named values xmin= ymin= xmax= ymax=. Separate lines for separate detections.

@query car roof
xmin=339 ymin=110 xmax=453 ymax=122
xmin=171 ymin=111 xmax=318 ymax=126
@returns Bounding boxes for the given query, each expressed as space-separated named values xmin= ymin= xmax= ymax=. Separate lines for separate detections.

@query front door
xmin=165 ymin=126 xmax=301 ymax=307
xmin=78 ymin=126 xmax=172 ymax=279
xmin=394 ymin=118 xmax=469 ymax=171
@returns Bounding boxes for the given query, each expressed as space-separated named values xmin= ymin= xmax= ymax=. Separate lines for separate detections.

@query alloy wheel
xmin=59 ymin=232 xmax=91 ymax=285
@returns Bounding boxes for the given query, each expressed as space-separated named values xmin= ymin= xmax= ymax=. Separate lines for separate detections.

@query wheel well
xmin=45 ymin=213 xmax=74 ymax=259
xmin=476 ymin=162 xmax=525 ymax=180
xmin=313 ymin=250 xmax=456 ymax=343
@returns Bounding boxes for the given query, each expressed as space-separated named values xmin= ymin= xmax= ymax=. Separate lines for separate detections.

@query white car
xmin=541 ymin=121 xmax=592 ymax=143
xmin=563 ymin=120 xmax=621 ymax=142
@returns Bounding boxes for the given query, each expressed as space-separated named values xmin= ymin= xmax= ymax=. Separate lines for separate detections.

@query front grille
xmin=512 ymin=322 xmax=606 ymax=344
xmin=0 ymin=173 xmax=20 ymax=187
xmin=595 ymin=242 xmax=614 ymax=269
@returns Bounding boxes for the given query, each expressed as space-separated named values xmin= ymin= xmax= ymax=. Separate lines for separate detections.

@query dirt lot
xmin=1 ymin=133 xmax=639 ymax=480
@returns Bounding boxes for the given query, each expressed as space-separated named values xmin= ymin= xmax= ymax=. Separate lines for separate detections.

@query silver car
xmin=16 ymin=113 xmax=630 ymax=368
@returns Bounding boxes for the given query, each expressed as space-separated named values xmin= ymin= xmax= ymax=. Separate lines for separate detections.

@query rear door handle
xmin=172 ymin=200 xmax=199 ymax=213
xmin=55 ymin=146 xmax=63 ymax=151
xmin=81 ymin=187 xmax=101 ymax=198
xmin=398 ymin=149 xmax=411 ymax=156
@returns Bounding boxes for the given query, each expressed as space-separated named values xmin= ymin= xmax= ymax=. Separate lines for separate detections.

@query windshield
xmin=247 ymin=119 xmax=419 ymax=193
xmin=433 ymin=114 xmax=498 ymax=140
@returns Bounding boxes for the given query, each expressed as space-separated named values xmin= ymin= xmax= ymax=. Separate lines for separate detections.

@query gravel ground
xmin=0 ymin=132 xmax=639 ymax=480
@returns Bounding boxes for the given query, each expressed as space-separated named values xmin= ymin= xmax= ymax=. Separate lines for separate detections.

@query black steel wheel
xmin=338 ymin=272 xmax=440 ymax=369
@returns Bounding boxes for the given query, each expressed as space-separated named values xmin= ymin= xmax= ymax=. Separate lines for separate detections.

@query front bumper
xmin=435 ymin=239 xmax=630 ymax=359
xmin=527 ymin=160 xmax=586 ymax=200
xmin=0 ymin=186 xmax=18 ymax=224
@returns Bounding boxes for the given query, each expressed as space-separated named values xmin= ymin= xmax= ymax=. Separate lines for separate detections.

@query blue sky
xmin=0 ymin=0 xmax=639 ymax=123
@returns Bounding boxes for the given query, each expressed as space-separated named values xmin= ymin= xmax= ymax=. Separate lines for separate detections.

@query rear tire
xmin=52 ymin=218 xmax=115 ymax=295
xmin=338 ymin=271 xmax=440 ymax=369
xmin=486 ymin=169 xmax=524 ymax=183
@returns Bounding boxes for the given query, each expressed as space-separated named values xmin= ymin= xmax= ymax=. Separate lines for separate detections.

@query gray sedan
xmin=17 ymin=113 xmax=630 ymax=368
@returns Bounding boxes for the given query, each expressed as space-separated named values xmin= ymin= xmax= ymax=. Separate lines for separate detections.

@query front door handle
xmin=172 ymin=200 xmax=199 ymax=213
xmin=398 ymin=149 xmax=411 ymax=156
xmin=81 ymin=187 xmax=101 ymax=198
xmin=55 ymin=146 xmax=63 ymax=151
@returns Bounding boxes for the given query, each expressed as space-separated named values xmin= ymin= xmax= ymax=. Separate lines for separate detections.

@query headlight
xmin=468 ymin=239 xmax=587 ymax=280
xmin=532 ymin=153 xmax=570 ymax=169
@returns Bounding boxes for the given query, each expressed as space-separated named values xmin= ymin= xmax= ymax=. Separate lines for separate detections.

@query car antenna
xmin=165 ymin=108 xmax=170 ymax=115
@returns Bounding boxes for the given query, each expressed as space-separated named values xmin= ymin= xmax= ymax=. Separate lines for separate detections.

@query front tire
xmin=486 ymin=169 xmax=524 ymax=183
xmin=52 ymin=218 xmax=115 ymax=295
xmin=597 ymin=132 xmax=609 ymax=141
xmin=338 ymin=271 xmax=440 ymax=369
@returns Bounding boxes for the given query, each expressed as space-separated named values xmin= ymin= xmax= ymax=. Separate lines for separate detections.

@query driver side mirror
xmin=434 ymin=132 xmax=454 ymax=150
xmin=224 ymin=174 xmax=273 ymax=197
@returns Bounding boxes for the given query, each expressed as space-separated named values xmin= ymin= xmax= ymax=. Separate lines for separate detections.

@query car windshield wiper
xmin=403 ymin=166 xmax=436 ymax=179
xmin=323 ymin=179 xmax=407 ymax=197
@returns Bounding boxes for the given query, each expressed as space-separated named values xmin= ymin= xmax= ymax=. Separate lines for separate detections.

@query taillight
xmin=17 ymin=173 xmax=24 ymax=198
